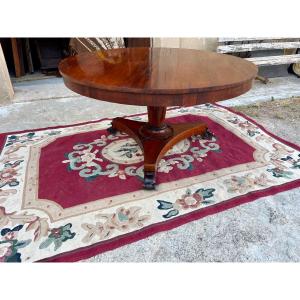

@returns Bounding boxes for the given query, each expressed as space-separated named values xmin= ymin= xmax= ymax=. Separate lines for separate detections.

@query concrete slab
xmin=0 ymin=97 xmax=147 ymax=133
xmin=220 ymin=75 xmax=300 ymax=107
xmin=12 ymin=77 xmax=77 ymax=103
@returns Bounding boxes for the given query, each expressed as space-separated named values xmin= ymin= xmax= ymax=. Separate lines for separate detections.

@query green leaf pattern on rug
xmin=39 ymin=223 xmax=76 ymax=251
xmin=157 ymin=200 xmax=174 ymax=210
xmin=224 ymin=173 xmax=274 ymax=194
xmin=0 ymin=225 xmax=32 ymax=262
xmin=62 ymin=133 xmax=221 ymax=181
xmin=157 ymin=187 xmax=216 ymax=219
xmin=227 ymin=117 xmax=260 ymax=137
xmin=5 ymin=132 xmax=36 ymax=147
xmin=267 ymin=168 xmax=293 ymax=179
xmin=0 ymin=160 xmax=23 ymax=189
xmin=285 ymin=154 xmax=300 ymax=169
xmin=163 ymin=209 xmax=180 ymax=218
xmin=266 ymin=143 xmax=298 ymax=178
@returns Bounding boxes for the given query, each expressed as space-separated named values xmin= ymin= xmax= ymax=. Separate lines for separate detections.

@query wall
xmin=152 ymin=38 xmax=218 ymax=51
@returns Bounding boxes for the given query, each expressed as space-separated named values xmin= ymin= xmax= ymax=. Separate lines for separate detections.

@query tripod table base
xmin=108 ymin=108 xmax=213 ymax=189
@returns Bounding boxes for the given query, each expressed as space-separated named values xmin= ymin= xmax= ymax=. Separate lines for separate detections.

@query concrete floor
xmin=0 ymin=75 xmax=299 ymax=262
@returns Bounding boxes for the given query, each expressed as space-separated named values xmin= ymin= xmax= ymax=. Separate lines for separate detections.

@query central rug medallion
xmin=0 ymin=104 xmax=299 ymax=262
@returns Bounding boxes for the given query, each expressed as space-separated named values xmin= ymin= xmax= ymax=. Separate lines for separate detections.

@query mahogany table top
xmin=59 ymin=47 xmax=258 ymax=107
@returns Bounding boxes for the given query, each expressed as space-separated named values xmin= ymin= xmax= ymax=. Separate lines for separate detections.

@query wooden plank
xmin=0 ymin=43 xmax=14 ymax=102
xmin=24 ymin=38 xmax=34 ymax=73
xmin=11 ymin=38 xmax=25 ymax=77
xmin=246 ymin=54 xmax=300 ymax=66
xmin=217 ymin=41 xmax=300 ymax=53
xmin=218 ymin=37 xmax=299 ymax=43
xmin=256 ymin=75 xmax=269 ymax=84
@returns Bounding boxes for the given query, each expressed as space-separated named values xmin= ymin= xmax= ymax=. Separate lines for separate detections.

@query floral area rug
xmin=0 ymin=104 xmax=299 ymax=262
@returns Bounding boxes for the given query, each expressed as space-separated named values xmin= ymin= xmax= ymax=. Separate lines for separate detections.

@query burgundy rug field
xmin=0 ymin=104 xmax=299 ymax=262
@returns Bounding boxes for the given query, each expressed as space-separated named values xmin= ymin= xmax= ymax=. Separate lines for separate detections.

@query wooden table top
xmin=59 ymin=47 xmax=258 ymax=107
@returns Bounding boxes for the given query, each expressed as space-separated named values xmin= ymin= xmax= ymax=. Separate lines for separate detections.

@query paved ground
xmin=0 ymin=76 xmax=299 ymax=262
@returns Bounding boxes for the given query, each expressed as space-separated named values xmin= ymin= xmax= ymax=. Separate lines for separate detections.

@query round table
xmin=59 ymin=47 xmax=257 ymax=189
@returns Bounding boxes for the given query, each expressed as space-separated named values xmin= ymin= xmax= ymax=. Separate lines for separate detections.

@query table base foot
xmin=202 ymin=128 xmax=215 ymax=140
xmin=143 ymin=171 xmax=156 ymax=190
xmin=107 ymin=124 xmax=118 ymax=135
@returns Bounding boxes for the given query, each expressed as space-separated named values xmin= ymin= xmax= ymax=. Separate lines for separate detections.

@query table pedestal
xmin=108 ymin=106 xmax=213 ymax=189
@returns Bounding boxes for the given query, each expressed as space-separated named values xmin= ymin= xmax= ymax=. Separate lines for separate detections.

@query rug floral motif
xmin=0 ymin=104 xmax=299 ymax=262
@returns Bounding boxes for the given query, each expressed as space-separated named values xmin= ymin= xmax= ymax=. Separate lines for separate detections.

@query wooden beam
xmin=218 ymin=37 xmax=300 ymax=43
xmin=25 ymin=38 xmax=34 ymax=73
xmin=0 ymin=43 xmax=14 ymax=102
xmin=217 ymin=41 xmax=300 ymax=53
xmin=246 ymin=54 xmax=300 ymax=66
xmin=11 ymin=38 xmax=25 ymax=77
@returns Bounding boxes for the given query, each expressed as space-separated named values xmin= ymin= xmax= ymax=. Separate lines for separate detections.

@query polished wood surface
xmin=59 ymin=47 xmax=257 ymax=107
xmin=59 ymin=47 xmax=257 ymax=189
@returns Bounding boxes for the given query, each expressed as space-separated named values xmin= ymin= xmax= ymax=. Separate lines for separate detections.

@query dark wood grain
xmin=59 ymin=47 xmax=257 ymax=189
xmin=125 ymin=38 xmax=151 ymax=48
xmin=11 ymin=38 xmax=25 ymax=77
